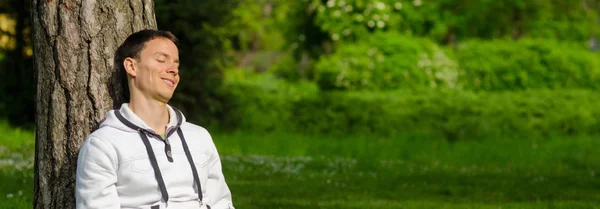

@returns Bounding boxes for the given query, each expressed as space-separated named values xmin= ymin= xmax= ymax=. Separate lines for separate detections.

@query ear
xmin=123 ymin=57 xmax=138 ymax=77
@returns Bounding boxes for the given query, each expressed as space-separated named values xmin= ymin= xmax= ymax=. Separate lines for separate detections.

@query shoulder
xmin=180 ymin=122 xmax=212 ymax=138
xmin=84 ymin=126 xmax=129 ymax=146
xmin=80 ymin=125 xmax=131 ymax=155
xmin=179 ymin=122 xmax=220 ymax=152
xmin=78 ymin=129 xmax=120 ymax=165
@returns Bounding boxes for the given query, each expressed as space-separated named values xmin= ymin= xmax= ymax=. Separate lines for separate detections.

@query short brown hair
xmin=114 ymin=29 xmax=178 ymax=101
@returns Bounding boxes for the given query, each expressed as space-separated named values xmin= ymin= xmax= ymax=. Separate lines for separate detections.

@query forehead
xmin=140 ymin=38 xmax=178 ymax=57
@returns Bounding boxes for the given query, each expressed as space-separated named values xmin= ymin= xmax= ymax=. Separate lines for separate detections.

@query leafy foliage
xmin=315 ymin=32 xmax=459 ymax=90
xmin=310 ymin=0 xmax=600 ymax=43
xmin=218 ymin=72 xmax=600 ymax=140
xmin=456 ymin=39 xmax=600 ymax=91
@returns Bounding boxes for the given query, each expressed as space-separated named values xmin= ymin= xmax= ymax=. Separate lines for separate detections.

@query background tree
xmin=31 ymin=0 xmax=156 ymax=208
xmin=0 ymin=0 xmax=33 ymax=127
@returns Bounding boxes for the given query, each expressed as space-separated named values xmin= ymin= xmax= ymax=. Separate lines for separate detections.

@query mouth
xmin=161 ymin=78 xmax=176 ymax=87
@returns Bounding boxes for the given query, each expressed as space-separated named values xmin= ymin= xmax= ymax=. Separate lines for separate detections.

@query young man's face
xmin=127 ymin=38 xmax=180 ymax=103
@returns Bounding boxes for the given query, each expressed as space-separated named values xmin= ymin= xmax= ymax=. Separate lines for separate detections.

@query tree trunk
xmin=32 ymin=0 xmax=156 ymax=208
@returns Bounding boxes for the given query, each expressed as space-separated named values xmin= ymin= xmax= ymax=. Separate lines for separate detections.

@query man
xmin=75 ymin=29 xmax=234 ymax=209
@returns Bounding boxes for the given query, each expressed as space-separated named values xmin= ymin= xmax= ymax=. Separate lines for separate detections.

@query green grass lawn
xmin=1 ymin=122 xmax=599 ymax=208
xmin=0 ymin=120 xmax=34 ymax=209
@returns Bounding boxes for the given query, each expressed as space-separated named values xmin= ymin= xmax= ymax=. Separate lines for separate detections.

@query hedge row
xmin=313 ymin=32 xmax=600 ymax=91
xmin=292 ymin=90 xmax=600 ymax=139
xmin=456 ymin=39 xmax=600 ymax=91
xmin=219 ymin=72 xmax=600 ymax=140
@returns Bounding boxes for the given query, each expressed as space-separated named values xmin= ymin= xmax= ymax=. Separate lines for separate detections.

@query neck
xmin=128 ymin=96 xmax=170 ymax=135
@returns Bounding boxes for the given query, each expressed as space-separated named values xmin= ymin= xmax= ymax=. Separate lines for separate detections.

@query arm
xmin=75 ymin=136 xmax=120 ymax=209
xmin=204 ymin=140 xmax=235 ymax=209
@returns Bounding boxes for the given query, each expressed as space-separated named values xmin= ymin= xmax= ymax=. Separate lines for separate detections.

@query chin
xmin=157 ymin=94 xmax=174 ymax=103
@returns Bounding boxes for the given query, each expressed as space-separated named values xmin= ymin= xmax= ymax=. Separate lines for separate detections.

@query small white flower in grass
xmin=413 ymin=0 xmax=422 ymax=6
xmin=375 ymin=2 xmax=386 ymax=10
xmin=355 ymin=14 xmax=364 ymax=22
xmin=7 ymin=193 xmax=13 ymax=198
xmin=318 ymin=5 xmax=326 ymax=13
xmin=327 ymin=0 xmax=335 ymax=7
xmin=367 ymin=20 xmax=375 ymax=28
xmin=18 ymin=190 xmax=23 ymax=196
xmin=373 ymin=14 xmax=380 ymax=20
xmin=395 ymin=2 xmax=403 ymax=10
xmin=343 ymin=29 xmax=351 ymax=36
xmin=377 ymin=21 xmax=385 ymax=28
xmin=331 ymin=33 xmax=340 ymax=41
xmin=344 ymin=5 xmax=353 ymax=12
xmin=333 ymin=10 xmax=342 ymax=17
xmin=338 ymin=0 xmax=345 ymax=6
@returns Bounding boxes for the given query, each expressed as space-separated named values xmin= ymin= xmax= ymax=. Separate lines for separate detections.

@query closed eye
xmin=154 ymin=52 xmax=178 ymax=64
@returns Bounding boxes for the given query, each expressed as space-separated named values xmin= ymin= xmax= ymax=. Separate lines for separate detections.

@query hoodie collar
xmin=99 ymin=103 xmax=186 ymax=133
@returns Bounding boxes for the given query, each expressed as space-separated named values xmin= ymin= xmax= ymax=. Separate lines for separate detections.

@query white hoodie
xmin=75 ymin=103 xmax=234 ymax=209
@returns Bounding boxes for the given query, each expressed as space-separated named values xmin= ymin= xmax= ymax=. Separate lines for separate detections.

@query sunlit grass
xmin=1 ymin=122 xmax=599 ymax=208
xmin=0 ymin=121 xmax=34 ymax=208
xmin=214 ymin=131 xmax=600 ymax=208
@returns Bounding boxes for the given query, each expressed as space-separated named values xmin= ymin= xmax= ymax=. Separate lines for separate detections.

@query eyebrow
xmin=154 ymin=52 xmax=180 ymax=63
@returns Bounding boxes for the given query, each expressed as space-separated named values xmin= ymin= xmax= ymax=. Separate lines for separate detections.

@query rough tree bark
xmin=32 ymin=0 xmax=156 ymax=208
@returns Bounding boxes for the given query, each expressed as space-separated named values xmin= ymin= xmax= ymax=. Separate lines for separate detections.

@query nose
xmin=167 ymin=63 xmax=179 ymax=75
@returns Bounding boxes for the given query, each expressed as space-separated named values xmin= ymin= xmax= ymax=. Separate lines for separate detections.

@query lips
xmin=161 ymin=78 xmax=175 ymax=87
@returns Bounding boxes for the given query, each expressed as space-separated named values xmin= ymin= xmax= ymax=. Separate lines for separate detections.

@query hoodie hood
xmin=99 ymin=103 xmax=187 ymax=133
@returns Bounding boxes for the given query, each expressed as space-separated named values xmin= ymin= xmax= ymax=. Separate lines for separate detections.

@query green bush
xmin=270 ymin=53 xmax=314 ymax=81
xmin=292 ymin=89 xmax=600 ymax=139
xmin=456 ymin=39 xmax=600 ymax=91
xmin=218 ymin=72 xmax=600 ymax=140
xmin=315 ymin=35 xmax=600 ymax=91
xmin=217 ymin=69 xmax=319 ymax=131
xmin=315 ymin=32 xmax=459 ymax=90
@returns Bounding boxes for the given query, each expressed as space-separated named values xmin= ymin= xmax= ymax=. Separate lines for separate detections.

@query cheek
xmin=140 ymin=69 xmax=160 ymax=86
xmin=143 ymin=72 xmax=157 ymax=83
xmin=149 ymin=68 xmax=163 ymax=80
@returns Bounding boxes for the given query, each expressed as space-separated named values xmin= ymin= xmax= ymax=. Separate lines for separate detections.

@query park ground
xmin=1 ymin=121 xmax=599 ymax=209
